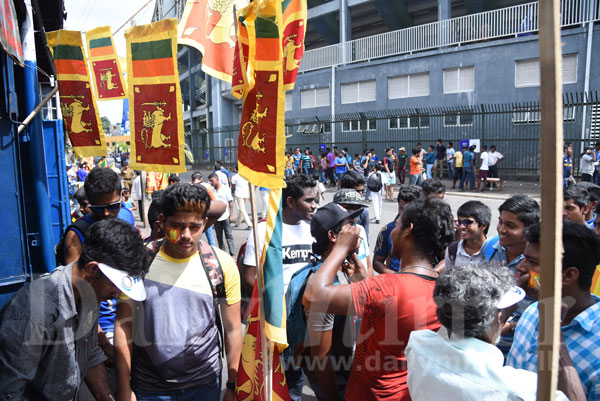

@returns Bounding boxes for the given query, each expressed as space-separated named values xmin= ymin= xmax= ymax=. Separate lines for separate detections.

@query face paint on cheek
xmin=528 ymin=271 xmax=541 ymax=289
xmin=166 ymin=228 xmax=181 ymax=243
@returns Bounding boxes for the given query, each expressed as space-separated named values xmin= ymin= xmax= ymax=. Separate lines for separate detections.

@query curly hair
xmin=434 ymin=263 xmax=513 ymax=338
xmin=282 ymin=173 xmax=316 ymax=209
xmin=340 ymin=170 xmax=366 ymax=189
xmin=401 ymin=197 xmax=455 ymax=263
xmin=79 ymin=219 xmax=148 ymax=278
xmin=84 ymin=167 xmax=121 ymax=204
xmin=161 ymin=183 xmax=211 ymax=219
xmin=421 ymin=178 xmax=446 ymax=197
xmin=397 ymin=184 xmax=423 ymax=203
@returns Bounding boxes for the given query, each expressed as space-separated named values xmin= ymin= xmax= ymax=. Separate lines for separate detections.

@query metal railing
xmin=300 ymin=0 xmax=599 ymax=72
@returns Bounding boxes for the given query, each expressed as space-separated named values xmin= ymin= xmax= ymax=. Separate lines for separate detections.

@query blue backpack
xmin=284 ymin=261 xmax=341 ymax=360
xmin=482 ymin=235 xmax=500 ymax=262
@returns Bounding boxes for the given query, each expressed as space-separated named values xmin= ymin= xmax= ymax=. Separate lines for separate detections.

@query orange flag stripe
xmin=89 ymin=45 xmax=114 ymax=58
xmin=255 ymin=38 xmax=281 ymax=61
xmin=131 ymin=58 xmax=174 ymax=77
xmin=54 ymin=58 xmax=87 ymax=76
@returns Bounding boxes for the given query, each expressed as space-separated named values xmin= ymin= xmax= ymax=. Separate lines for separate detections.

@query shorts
xmin=387 ymin=172 xmax=396 ymax=185
xmin=478 ymin=170 xmax=488 ymax=181
xmin=336 ymin=171 xmax=345 ymax=181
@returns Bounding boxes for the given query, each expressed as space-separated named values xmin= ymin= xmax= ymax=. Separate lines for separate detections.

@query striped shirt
xmin=507 ymin=296 xmax=600 ymax=400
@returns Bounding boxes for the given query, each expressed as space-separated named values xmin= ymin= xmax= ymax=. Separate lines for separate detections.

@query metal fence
xmin=189 ymin=92 xmax=600 ymax=178
xmin=300 ymin=0 xmax=600 ymax=72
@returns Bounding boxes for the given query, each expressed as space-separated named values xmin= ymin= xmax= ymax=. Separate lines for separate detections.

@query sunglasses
xmin=455 ymin=218 xmax=476 ymax=227
xmin=89 ymin=201 xmax=121 ymax=214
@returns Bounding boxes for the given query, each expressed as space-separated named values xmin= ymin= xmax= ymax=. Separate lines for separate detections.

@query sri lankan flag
xmin=86 ymin=26 xmax=126 ymax=100
xmin=281 ymin=0 xmax=306 ymax=90
xmin=236 ymin=0 xmax=287 ymax=189
xmin=46 ymin=30 xmax=106 ymax=158
xmin=178 ymin=0 xmax=248 ymax=83
xmin=125 ymin=18 xmax=185 ymax=173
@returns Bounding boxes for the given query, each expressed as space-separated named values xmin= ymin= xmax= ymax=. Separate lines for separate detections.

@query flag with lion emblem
xmin=126 ymin=18 xmax=185 ymax=173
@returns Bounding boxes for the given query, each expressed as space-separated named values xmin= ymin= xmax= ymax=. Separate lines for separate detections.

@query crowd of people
xmin=1 ymin=143 xmax=600 ymax=401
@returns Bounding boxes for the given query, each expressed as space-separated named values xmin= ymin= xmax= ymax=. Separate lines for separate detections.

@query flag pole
xmin=537 ymin=0 xmax=563 ymax=398
xmin=248 ymin=183 xmax=272 ymax=401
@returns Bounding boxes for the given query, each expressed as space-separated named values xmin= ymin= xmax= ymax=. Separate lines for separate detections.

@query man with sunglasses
xmin=444 ymin=201 xmax=491 ymax=272
xmin=0 ymin=219 xmax=148 ymax=401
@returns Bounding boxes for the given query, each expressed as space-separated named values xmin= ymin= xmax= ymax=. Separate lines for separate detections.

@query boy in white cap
xmin=0 ymin=219 xmax=148 ymax=401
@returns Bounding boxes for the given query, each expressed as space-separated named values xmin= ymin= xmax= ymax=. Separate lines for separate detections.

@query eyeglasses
xmin=89 ymin=201 xmax=121 ymax=214
xmin=455 ymin=218 xmax=476 ymax=227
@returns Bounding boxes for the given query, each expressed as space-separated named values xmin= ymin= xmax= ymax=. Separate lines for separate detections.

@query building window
xmin=389 ymin=114 xmax=430 ymax=129
xmin=515 ymin=54 xmax=578 ymax=87
xmin=300 ymin=86 xmax=330 ymax=109
xmin=512 ymin=107 xmax=541 ymax=124
xmin=443 ymin=66 xmax=474 ymax=94
xmin=388 ymin=72 xmax=430 ymax=99
xmin=341 ymin=80 xmax=376 ymax=104
xmin=444 ymin=110 xmax=474 ymax=126
xmin=341 ymin=119 xmax=376 ymax=132
xmin=285 ymin=92 xmax=292 ymax=111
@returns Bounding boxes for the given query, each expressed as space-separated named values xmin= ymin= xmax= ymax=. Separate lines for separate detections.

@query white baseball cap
xmin=497 ymin=286 xmax=525 ymax=309
xmin=98 ymin=263 xmax=146 ymax=301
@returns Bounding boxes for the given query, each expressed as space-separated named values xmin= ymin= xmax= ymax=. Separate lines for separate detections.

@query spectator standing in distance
xmin=368 ymin=164 xmax=384 ymax=224
xmin=209 ymin=173 xmax=235 ymax=255
xmin=77 ymin=162 xmax=89 ymax=182
xmin=410 ymin=148 xmax=424 ymax=185
xmin=326 ymin=148 xmax=336 ymax=187
xmin=461 ymin=145 xmax=476 ymax=191
xmin=121 ymin=188 xmax=136 ymax=211
xmin=508 ymin=221 xmax=600 ymax=400
xmin=352 ymin=153 xmax=364 ymax=175
xmin=303 ymin=198 xmax=455 ymax=401
xmin=301 ymin=148 xmax=312 ymax=175
xmin=334 ymin=151 xmax=349 ymax=189
xmin=230 ymin=168 xmax=252 ymax=229
xmin=344 ymin=147 xmax=352 ymax=166
xmin=452 ymin=146 xmax=463 ymax=189
xmin=445 ymin=142 xmax=456 ymax=180
xmin=0 ymin=220 xmax=149 ymax=401
xmin=285 ymin=151 xmax=295 ymax=177
xmin=373 ymin=184 xmax=423 ymax=274
xmin=293 ymin=148 xmax=302 ymax=173
xmin=406 ymin=263 xmax=582 ymax=401
xmin=580 ymin=146 xmax=596 ymax=182
xmin=487 ymin=145 xmax=504 ymax=184
xmin=383 ymin=148 xmax=397 ymax=201
xmin=340 ymin=171 xmax=370 ymax=239
xmin=319 ymin=153 xmax=329 ymax=184
xmin=120 ymin=161 xmax=133 ymax=191
xmin=444 ymin=201 xmax=491 ymax=272
xmin=396 ymin=147 xmax=408 ymax=184
xmin=425 ymin=145 xmax=435 ymax=179
xmin=564 ymin=145 xmax=574 ymax=187
xmin=434 ymin=139 xmax=446 ymax=179
xmin=476 ymin=145 xmax=489 ymax=191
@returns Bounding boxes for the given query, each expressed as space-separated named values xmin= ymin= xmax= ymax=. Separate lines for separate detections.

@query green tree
xmin=101 ymin=116 xmax=111 ymax=134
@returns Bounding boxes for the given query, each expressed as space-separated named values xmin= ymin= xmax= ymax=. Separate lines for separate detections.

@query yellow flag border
xmin=85 ymin=25 xmax=127 ymax=100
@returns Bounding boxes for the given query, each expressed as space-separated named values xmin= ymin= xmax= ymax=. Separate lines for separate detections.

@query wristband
xmin=226 ymin=381 xmax=236 ymax=391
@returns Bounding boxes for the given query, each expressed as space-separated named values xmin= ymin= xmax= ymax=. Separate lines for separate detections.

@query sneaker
xmin=375 ymin=219 xmax=380 ymax=224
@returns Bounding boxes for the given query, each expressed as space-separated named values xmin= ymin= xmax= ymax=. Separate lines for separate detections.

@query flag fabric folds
xmin=85 ymin=26 xmax=127 ymax=100
xmin=235 ymin=0 xmax=286 ymax=189
xmin=125 ymin=18 xmax=186 ymax=173
xmin=178 ymin=0 xmax=248 ymax=83
xmin=281 ymin=0 xmax=306 ymax=90
xmin=236 ymin=279 xmax=291 ymax=401
xmin=46 ymin=30 xmax=106 ymax=158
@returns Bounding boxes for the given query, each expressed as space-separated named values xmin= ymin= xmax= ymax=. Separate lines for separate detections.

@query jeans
xmin=214 ymin=219 xmax=235 ymax=255
xmin=285 ymin=168 xmax=295 ymax=177
xmin=426 ymin=164 xmax=434 ymax=179
xmin=204 ymin=225 xmax=216 ymax=246
xmin=461 ymin=168 xmax=474 ymax=190
xmin=285 ymin=362 xmax=305 ymax=401
xmin=302 ymin=167 xmax=310 ymax=175
xmin=320 ymin=170 xmax=327 ymax=183
xmin=409 ymin=174 xmax=422 ymax=185
xmin=397 ymin=167 xmax=406 ymax=184
xmin=133 ymin=378 xmax=220 ymax=401
xmin=446 ymin=162 xmax=454 ymax=179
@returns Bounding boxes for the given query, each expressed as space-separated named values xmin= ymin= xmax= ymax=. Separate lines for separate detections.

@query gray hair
xmin=434 ymin=263 xmax=514 ymax=338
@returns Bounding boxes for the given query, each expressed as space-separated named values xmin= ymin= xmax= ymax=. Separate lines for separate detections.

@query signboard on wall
xmin=459 ymin=139 xmax=481 ymax=152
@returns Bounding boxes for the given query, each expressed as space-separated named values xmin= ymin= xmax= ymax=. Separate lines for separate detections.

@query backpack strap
xmin=198 ymin=242 xmax=225 ymax=359
xmin=484 ymin=235 xmax=500 ymax=262
xmin=447 ymin=241 xmax=459 ymax=264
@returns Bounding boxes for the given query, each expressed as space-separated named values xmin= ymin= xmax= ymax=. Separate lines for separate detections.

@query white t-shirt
xmin=479 ymin=151 xmax=489 ymax=170
xmin=214 ymin=185 xmax=233 ymax=221
xmin=446 ymin=148 xmax=456 ymax=164
xmin=230 ymin=173 xmax=250 ymax=199
xmin=132 ymin=175 xmax=142 ymax=201
xmin=215 ymin=170 xmax=229 ymax=187
xmin=581 ymin=153 xmax=595 ymax=175
xmin=244 ymin=220 xmax=313 ymax=293
xmin=487 ymin=151 xmax=503 ymax=166
xmin=356 ymin=225 xmax=370 ymax=273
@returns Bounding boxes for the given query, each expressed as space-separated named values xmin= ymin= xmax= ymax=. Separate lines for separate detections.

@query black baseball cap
xmin=310 ymin=203 xmax=362 ymax=239
xmin=333 ymin=189 xmax=367 ymax=207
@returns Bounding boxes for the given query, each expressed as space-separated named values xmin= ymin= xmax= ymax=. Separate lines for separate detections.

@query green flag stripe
xmin=131 ymin=39 xmax=172 ymax=61
xmin=255 ymin=16 xmax=279 ymax=38
xmin=89 ymin=37 xmax=112 ymax=49
xmin=53 ymin=45 xmax=84 ymax=60
xmin=281 ymin=0 xmax=292 ymax=12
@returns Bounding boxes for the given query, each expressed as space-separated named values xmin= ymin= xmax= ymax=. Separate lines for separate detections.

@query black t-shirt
xmin=385 ymin=156 xmax=395 ymax=172
xmin=436 ymin=145 xmax=446 ymax=160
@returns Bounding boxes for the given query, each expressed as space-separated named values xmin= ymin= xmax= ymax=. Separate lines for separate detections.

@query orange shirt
xmin=409 ymin=155 xmax=421 ymax=175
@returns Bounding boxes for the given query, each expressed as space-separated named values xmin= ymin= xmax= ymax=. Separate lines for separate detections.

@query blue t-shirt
xmin=293 ymin=154 xmax=301 ymax=168
xmin=563 ymin=155 xmax=573 ymax=178
xmin=335 ymin=156 xmax=348 ymax=174
xmin=76 ymin=169 xmax=88 ymax=182
xmin=301 ymin=154 xmax=311 ymax=169
xmin=463 ymin=151 xmax=474 ymax=169
xmin=353 ymin=159 xmax=364 ymax=173
xmin=346 ymin=154 xmax=352 ymax=165
xmin=374 ymin=220 xmax=400 ymax=271
xmin=426 ymin=152 xmax=435 ymax=164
